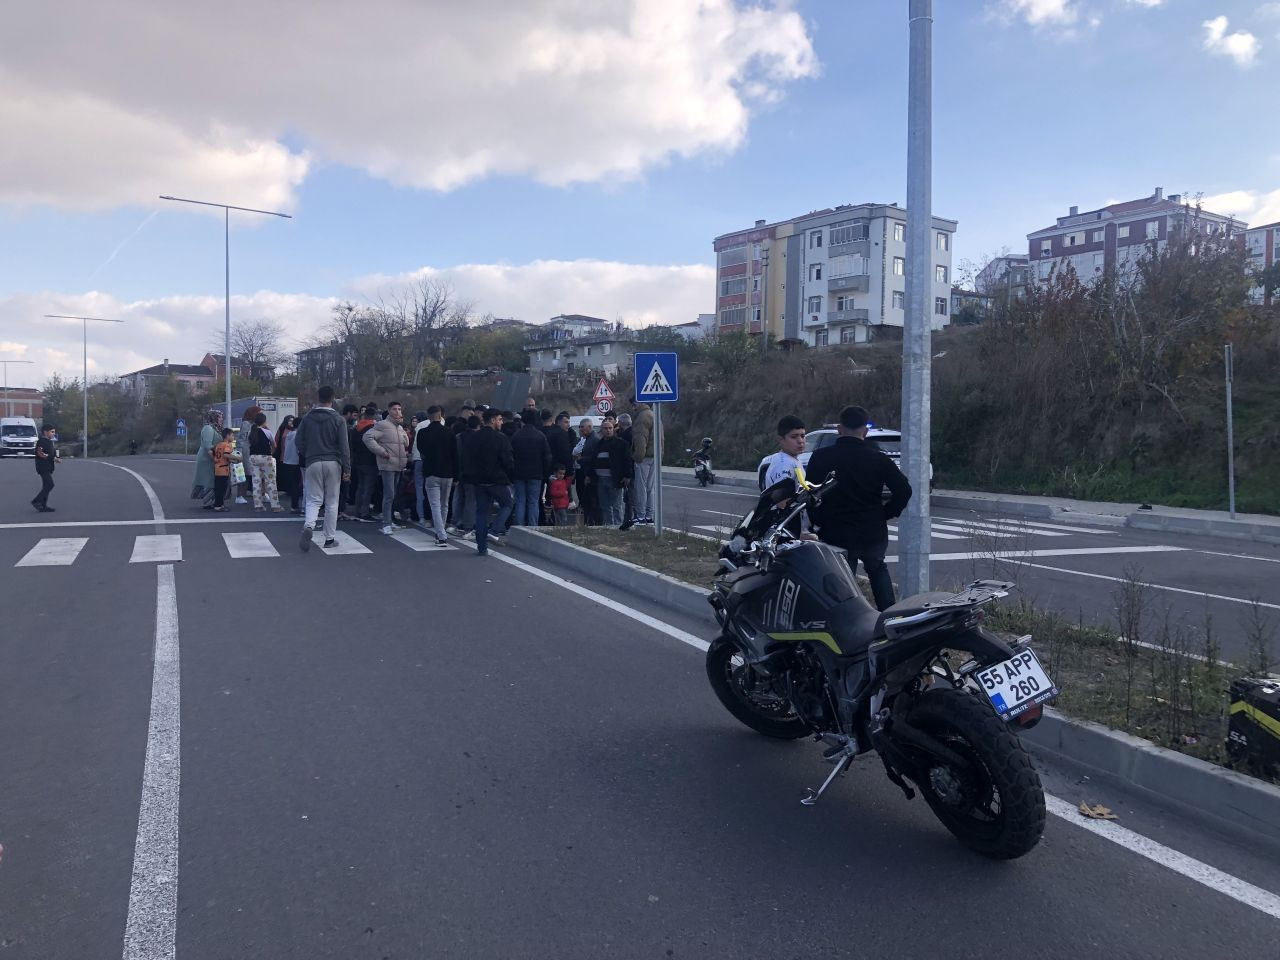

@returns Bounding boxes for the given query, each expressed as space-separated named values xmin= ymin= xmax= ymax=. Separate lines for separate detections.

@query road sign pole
xmin=653 ymin=404 xmax=663 ymax=538
xmin=1226 ymin=343 xmax=1236 ymax=519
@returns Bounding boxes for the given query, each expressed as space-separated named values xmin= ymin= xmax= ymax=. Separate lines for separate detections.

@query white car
xmin=757 ymin=426 xmax=934 ymax=490
xmin=0 ymin=416 xmax=39 ymax=457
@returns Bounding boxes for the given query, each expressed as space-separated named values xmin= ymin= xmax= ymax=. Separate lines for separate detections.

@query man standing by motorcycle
xmin=804 ymin=405 xmax=911 ymax=611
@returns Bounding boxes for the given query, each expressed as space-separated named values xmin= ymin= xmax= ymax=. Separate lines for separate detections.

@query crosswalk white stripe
xmin=390 ymin=528 xmax=451 ymax=552
xmin=15 ymin=537 xmax=89 ymax=567
xmin=927 ymin=522 xmax=1023 ymax=539
xmin=318 ymin=531 xmax=372 ymax=555
xmin=972 ymin=517 xmax=1118 ymax=535
xmin=222 ymin=532 xmax=279 ymax=558
xmin=935 ymin=518 xmax=1069 ymax=537
xmin=130 ymin=535 xmax=182 ymax=564
xmin=888 ymin=525 xmax=968 ymax=541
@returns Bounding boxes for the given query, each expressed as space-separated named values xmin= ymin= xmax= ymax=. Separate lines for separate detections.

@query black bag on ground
xmin=1227 ymin=677 xmax=1280 ymax=772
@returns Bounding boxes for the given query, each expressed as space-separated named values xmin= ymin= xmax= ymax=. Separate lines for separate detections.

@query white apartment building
xmin=712 ymin=203 xmax=957 ymax=348
xmin=1246 ymin=221 xmax=1279 ymax=306
xmin=1027 ymin=187 xmax=1246 ymax=284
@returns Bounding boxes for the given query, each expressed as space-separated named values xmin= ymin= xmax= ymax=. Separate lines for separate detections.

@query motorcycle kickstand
xmin=801 ymin=754 xmax=854 ymax=807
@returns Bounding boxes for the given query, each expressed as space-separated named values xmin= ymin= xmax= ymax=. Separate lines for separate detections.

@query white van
xmin=0 ymin=416 xmax=39 ymax=457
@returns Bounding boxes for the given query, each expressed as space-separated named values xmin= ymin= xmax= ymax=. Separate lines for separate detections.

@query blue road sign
xmin=175 ymin=418 xmax=187 ymax=437
xmin=633 ymin=352 xmax=678 ymax=403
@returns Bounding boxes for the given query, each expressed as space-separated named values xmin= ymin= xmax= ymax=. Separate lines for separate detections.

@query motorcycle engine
xmin=785 ymin=648 xmax=836 ymax=730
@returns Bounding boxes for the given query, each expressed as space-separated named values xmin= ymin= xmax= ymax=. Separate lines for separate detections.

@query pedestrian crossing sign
xmin=633 ymin=352 xmax=678 ymax=403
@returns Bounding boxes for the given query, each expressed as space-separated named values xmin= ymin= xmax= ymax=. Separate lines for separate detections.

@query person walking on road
xmin=275 ymin=415 xmax=302 ymax=513
xmin=363 ymin=401 xmax=409 ymax=535
xmin=350 ymin=403 xmax=380 ymax=522
xmin=192 ymin=408 xmax=224 ymax=508
xmin=294 ymin=385 xmax=351 ymax=552
xmin=248 ymin=412 xmax=284 ymax=512
xmin=511 ymin=409 xmax=552 ymax=526
xmin=210 ymin=427 xmax=236 ymax=511
xmin=804 ymin=405 xmax=911 ymax=611
xmin=416 ymin=405 xmax=457 ymax=546
xmin=469 ymin=409 xmax=515 ymax=555
xmin=629 ymin=398 xmax=655 ymax=526
xmin=587 ymin=418 xmax=632 ymax=527
xmin=31 ymin=423 xmax=60 ymax=512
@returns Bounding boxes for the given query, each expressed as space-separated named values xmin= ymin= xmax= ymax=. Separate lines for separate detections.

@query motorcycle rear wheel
xmin=706 ymin=638 xmax=808 ymax=739
xmin=905 ymin=688 xmax=1045 ymax=860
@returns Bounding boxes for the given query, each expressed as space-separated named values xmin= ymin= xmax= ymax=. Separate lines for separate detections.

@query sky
xmin=1 ymin=0 xmax=1277 ymax=387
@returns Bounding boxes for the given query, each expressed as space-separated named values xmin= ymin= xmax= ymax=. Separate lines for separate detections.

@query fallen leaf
xmin=1078 ymin=801 xmax=1118 ymax=820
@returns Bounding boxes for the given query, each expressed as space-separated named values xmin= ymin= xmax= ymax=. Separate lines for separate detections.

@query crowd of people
xmin=190 ymin=387 xmax=661 ymax=556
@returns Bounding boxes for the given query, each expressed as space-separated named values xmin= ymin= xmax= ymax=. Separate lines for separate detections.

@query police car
xmin=757 ymin=426 xmax=934 ymax=491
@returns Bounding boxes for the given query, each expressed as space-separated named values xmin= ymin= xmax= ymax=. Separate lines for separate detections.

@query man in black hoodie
xmin=416 ymin=404 xmax=457 ymax=546
xmin=511 ymin=409 xmax=552 ymax=527
xmin=349 ymin=402 xmax=380 ymax=521
xmin=586 ymin=417 xmax=633 ymax=527
xmin=462 ymin=409 xmax=515 ymax=555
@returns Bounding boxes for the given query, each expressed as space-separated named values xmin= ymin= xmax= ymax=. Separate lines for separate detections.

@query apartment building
xmin=1246 ymin=220 xmax=1280 ymax=306
xmin=119 ymin=359 xmax=217 ymax=399
xmin=1027 ymin=187 xmax=1246 ymax=283
xmin=975 ymin=254 xmax=1032 ymax=300
xmin=712 ymin=203 xmax=957 ymax=348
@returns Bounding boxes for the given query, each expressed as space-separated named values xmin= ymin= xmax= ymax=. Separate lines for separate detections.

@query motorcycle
xmin=691 ymin=439 xmax=715 ymax=487
xmin=705 ymin=473 xmax=1058 ymax=859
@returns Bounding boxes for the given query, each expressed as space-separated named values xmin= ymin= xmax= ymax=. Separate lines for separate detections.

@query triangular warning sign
xmin=641 ymin=362 xmax=673 ymax=396
xmin=594 ymin=378 xmax=615 ymax=400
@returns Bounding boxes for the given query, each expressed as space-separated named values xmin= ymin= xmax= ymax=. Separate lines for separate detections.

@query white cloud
xmin=994 ymin=0 xmax=1080 ymax=26
xmin=1126 ymin=0 xmax=1162 ymax=8
xmin=0 ymin=0 xmax=817 ymax=211
xmin=0 ymin=258 xmax=713 ymax=383
xmin=1201 ymin=15 xmax=1260 ymax=67
xmin=1200 ymin=188 xmax=1280 ymax=226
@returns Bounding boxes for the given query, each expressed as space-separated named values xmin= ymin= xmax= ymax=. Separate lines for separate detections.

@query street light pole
xmin=761 ymin=246 xmax=770 ymax=358
xmin=159 ymin=195 xmax=291 ymax=428
xmin=44 ymin=315 xmax=124 ymax=458
xmin=899 ymin=0 xmax=934 ymax=597
xmin=0 ymin=359 xmax=35 ymax=418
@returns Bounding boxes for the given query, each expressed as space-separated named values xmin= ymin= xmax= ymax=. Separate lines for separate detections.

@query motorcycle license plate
xmin=976 ymin=649 xmax=1058 ymax=719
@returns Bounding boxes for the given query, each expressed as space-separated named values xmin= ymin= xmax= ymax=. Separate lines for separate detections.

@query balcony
xmin=828 ymin=274 xmax=869 ymax=293
xmin=827 ymin=308 xmax=869 ymax=324
xmin=827 ymin=239 xmax=869 ymax=259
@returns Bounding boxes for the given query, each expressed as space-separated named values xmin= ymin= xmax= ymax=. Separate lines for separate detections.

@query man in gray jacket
xmin=363 ymin=401 xmax=409 ymax=534
xmin=294 ymin=385 xmax=351 ymax=551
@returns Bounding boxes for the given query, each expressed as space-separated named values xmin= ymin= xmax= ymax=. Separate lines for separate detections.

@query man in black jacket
xmin=416 ymin=405 xmax=456 ymax=545
xmin=464 ymin=409 xmax=515 ymax=555
xmin=586 ymin=418 xmax=633 ymax=527
xmin=805 ymin=405 xmax=912 ymax=611
xmin=32 ymin=423 xmax=60 ymax=512
xmin=510 ymin=409 xmax=552 ymax=527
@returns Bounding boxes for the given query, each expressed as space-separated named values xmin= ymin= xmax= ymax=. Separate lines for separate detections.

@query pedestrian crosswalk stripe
xmin=318 ymin=531 xmax=372 ymax=556
xmin=131 ymin=535 xmax=182 ymax=564
xmin=222 ymin=532 xmax=279 ymax=558
xmin=16 ymin=537 xmax=88 ymax=567
xmin=391 ymin=528 xmax=449 ymax=551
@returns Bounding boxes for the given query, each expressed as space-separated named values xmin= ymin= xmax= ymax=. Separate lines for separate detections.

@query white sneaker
xmin=234 ymin=496 xmax=248 ymax=504
xmin=379 ymin=525 xmax=396 ymax=535
xmin=462 ymin=530 xmax=476 ymax=541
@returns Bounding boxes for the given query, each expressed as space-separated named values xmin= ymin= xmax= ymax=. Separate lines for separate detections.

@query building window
xmin=585 ymin=346 xmax=592 ymax=356
xmin=752 ymin=276 xmax=759 ymax=292
xmin=934 ymin=297 xmax=948 ymax=315
xmin=840 ymin=326 xmax=857 ymax=344
xmin=603 ymin=343 xmax=612 ymax=356
xmin=753 ymin=308 xmax=762 ymax=325
xmin=720 ymin=308 xmax=747 ymax=325
xmin=936 ymin=231 xmax=949 ymax=252
xmin=893 ymin=257 xmax=905 ymax=276
xmin=534 ymin=351 xmax=542 ymax=362
xmin=1091 ymin=230 xmax=1103 ymax=242
xmin=935 ymin=265 xmax=948 ymax=284
xmin=835 ymin=295 xmax=851 ymax=310
xmin=809 ymin=264 xmax=823 ymax=281
xmin=1093 ymin=252 xmax=1104 ymax=270
xmin=830 ymin=222 xmax=868 ymax=245
xmin=809 ymin=231 xmax=823 ymax=249
xmin=1146 ymin=221 xmax=1159 ymax=240
xmin=807 ymin=296 xmax=822 ymax=313
xmin=814 ymin=328 xmax=828 ymax=347
xmin=554 ymin=349 xmax=561 ymax=360
xmin=1117 ymin=225 xmax=1130 ymax=239
xmin=1040 ymin=240 xmax=1052 ymax=256
xmin=719 ymin=244 xmax=747 ymax=266
xmin=1038 ymin=261 xmax=1052 ymax=279
xmin=893 ymin=223 xmax=905 ymax=242
xmin=1066 ymin=234 xmax=1079 ymax=247
xmin=720 ymin=277 xmax=747 ymax=296
xmin=892 ymin=290 xmax=905 ymax=309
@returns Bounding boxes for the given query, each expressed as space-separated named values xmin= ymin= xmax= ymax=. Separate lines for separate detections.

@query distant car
xmin=573 ymin=413 xmax=606 ymax=431
xmin=0 ymin=416 xmax=39 ymax=457
xmin=757 ymin=425 xmax=934 ymax=491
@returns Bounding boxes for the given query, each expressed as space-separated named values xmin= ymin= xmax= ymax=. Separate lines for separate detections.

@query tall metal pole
xmin=225 ymin=206 xmax=232 ymax=428
xmin=83 ymin=318 xmax=89 ymax=459
xmin=761 ymin=247 xmax=770 ymax=357
xmin=899 ymin=0 xmax=934 ymax=597
xmin=1225 ymin=343 xmax=1236 ymax=519
xmin=653 ymin=404 xmax=663 ymax=537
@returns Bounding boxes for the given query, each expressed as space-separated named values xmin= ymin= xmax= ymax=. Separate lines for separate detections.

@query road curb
xmin=504 ymin=525 xmax=1280 ymax=842
xmin=1125 ymin=511 xmax=1280 ymax=546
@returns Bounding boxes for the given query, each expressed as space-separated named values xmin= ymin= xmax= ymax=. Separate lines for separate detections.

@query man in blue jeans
xmin=467 ymin=409 xmax=515 ymax=555
xmin=510 ymin=409 xmax=552 ymax=526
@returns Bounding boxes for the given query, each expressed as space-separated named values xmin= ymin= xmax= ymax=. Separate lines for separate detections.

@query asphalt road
xmin=2 ymin=455 xmax=1279 ymax=958
xmin=660 ymin=475 xmax=1280 ymax=665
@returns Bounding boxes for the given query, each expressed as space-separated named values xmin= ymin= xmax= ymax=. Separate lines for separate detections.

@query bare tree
xmin=207 ymin=319 xmax=290 ymax=370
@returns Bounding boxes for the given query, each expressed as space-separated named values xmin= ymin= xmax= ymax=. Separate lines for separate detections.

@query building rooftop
xmin=1029 ymin=189 xmax=1247 ymax=236
xmin=122 ymin=363 xmax=215 ymax=378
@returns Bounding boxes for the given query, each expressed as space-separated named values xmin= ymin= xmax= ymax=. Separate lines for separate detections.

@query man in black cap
xmin=32 ymin=423 xmax=60 ymax=512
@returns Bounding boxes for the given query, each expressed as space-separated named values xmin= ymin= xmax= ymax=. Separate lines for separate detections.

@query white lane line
xmin=131 ymin=535 xmax=183 ymax=564
xmin=391 ymin=527 xmax=450 ymax=552
xmin=661 ymin=526 xmax=720 ymax=543
xmin=122 ymin=564 xmax=181 ymax=959
xmin=97 ymin=461 xmax=165 ymax=521
xmin=663 ymin=483 xmax=758 ymax=499
xmin=1044 ymin=795 xmax=1280 ymax=920
xmin=968 ymin=517 xmax=1118 ymax=535
xmin=938 ymin=520 xmax=1072 ymax=539
xmin=1008 ymin=560 xmax=1280 ymax=612
xmin=888 ymin=545 xmax=1188 ymax=563
xmin=0 ymin=518 xmax=301 ymax=530
xmin=15 ymin=537 xmax=88 ymax=567
xmin=1197 ymin=549 xmax=1280 ymax=564
xmin=318 ymin=531 xmax=372 ymax=555
xmin=701 ymin=509 xmax=748 ymax=519
xmin=929 ymin=523 xmax=1024 ymax=540
xmin=889 ymin=524 xmax=968 ymax=541
xmin=221 ymin=532 xmax=279 ymax=559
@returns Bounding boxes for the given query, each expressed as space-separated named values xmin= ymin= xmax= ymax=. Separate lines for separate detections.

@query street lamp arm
xmin=158 ymin=195 xmax=292 ymax=219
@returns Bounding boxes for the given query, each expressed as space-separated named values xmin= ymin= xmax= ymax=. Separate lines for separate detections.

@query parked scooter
xmin=691 ymin=438 xmax=715 ymax=487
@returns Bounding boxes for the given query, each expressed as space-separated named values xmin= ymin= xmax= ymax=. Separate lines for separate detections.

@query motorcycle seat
xmin=832 ymin=591 xmax=962 ymax=655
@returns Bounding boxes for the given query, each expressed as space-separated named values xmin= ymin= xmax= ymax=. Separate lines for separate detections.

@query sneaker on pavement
xmin=435 ymin=538 xmax=450 ymax=547
xmin=299 ymin=526 xmax=314 ymax=552
xmin=379 ymin=525 xmax=396 ymax=535
xmin=619 ymin=518 xmax=635 ymax=531
xmin=323 ymin=538 xmax=337 ymax=548
xmin=488 ymin=533 xmax=504 ymax=545
xmin=462 ymin=530 xmax=476 ymax=541
xmin=234 ymin=496 xmax=248 ymax=504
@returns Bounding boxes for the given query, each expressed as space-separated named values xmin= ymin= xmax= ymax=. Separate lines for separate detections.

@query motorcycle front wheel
xmin=705 ymin=638 xmax=808 ymax=739
xmin=905 ymin=688 xmax=1045 ymax=860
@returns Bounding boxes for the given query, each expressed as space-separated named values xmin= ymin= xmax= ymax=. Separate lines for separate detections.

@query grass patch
xmin=541 ymin=525 xmax=723 ymax=588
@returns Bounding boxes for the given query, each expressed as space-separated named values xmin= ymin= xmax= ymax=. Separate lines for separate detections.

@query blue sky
xmin=0 ymin=0 xmax=1276 ymax=382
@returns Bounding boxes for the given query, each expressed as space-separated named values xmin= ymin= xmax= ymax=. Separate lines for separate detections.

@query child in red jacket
xmin=546 ymin=465 xmax=573 ymax=526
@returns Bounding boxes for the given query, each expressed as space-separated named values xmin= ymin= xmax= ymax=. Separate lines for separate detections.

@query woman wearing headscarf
xmin=192 ymin=408 xmax=223 ymax=508
xmin=275 ymin=414 xmax=302 ymax=513
xmin=235 ymin=404 xmax=262 ymax=504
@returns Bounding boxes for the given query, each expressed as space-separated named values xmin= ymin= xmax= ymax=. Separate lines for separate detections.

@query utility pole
xmin=1225 ymin=343 xmax=1236 ymax=519
xmin=898 ymin=0 xmax=933 ymax=596
xmin=760 ymin=246 xmax=770 ymax=358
